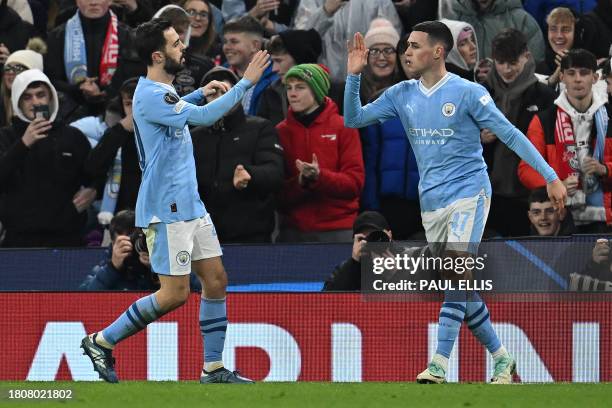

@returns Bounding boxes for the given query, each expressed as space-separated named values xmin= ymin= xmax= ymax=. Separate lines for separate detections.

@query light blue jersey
xmin=344 ymin=72 xmax=558 ymax=212
xmin=133 ymin=76 xmax=252 ymax=227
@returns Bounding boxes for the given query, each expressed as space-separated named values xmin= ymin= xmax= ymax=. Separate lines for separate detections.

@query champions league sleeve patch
xmin=164 ymin=92 xmax=180 ymax=104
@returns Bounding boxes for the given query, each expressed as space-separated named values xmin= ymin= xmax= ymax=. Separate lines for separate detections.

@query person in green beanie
xmin=276 ymin=63 xmax=365 ymax=243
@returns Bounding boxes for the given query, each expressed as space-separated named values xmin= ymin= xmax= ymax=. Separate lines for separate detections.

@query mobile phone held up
xmin=33 ymin=105 xmax=50 ymax=121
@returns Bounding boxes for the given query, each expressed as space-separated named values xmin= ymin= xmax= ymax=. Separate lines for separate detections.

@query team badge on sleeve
xmin=479 ymin=94 xmax=492 ymax=106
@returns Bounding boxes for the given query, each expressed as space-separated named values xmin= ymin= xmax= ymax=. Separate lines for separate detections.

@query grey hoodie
xmin=11 ymin=69 xmax=59 ymax=123
xmin=439 ymin=0 xmax=545 ymax=64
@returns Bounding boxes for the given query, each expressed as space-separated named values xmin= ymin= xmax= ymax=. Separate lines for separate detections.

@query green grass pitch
xmin=1 ymin=382 xmax=611 ymax=408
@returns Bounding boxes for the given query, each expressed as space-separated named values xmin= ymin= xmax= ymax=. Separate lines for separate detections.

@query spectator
xmin=276 ymin=63 xmax=364 ymax=242
xmin=519 ymin=49 xmax=611 ymax=233
xmin=360 ymin=86 xmax=422 ymax=240
xmin=54 ymin=0 xmax=153 ymax=28
xmin=79 ymin=210 xmax=158 ymax=290
xmin=86 ymin=77 xmax=140 ymax=223
xmin=439 ymin=0 xmax=546 ymax=65
xmin=222 ymin=15 xmax=278 ymax=115
xmin=258 ymin=28 xmax=323 ymax=125
xmin=0 ymin=69 xmax=96 ymax=247
xmin=0 ymin=0 xmax=35 ymax=62
xmin=223 ymin=0 xmax=300 ymax=35
xmin=580 ymin=0 xmax=612 ymax=60
xmin=360 ymin=18 xmax=401 ymax=104
xmin=154 ymin=4 xmax=214 ymax=96
xmin=537 ymin=7 xmax=581 ymax=87
xmin=191 ymin=67 xmax=284 ymax=243
xmin=179 ymin=0 xmax=222 ymax=62
xmin=523 ymin=0 xmax=596 ymax=33
xmin=394 ymin=0 xmax=438 ymax=33
xmin=294 ymin=0 xmax=402 ymax=82
xmin=322 ymin=211 xmax=392 ymax=291
xmin=483 ymin=29 xmax=556 ymax=237
xmin=527 ymin=187 xmax=575 ymax=236
xmin=440 ymin=19 xmax=479 ymax=82
xmin=0 ymin=49 xmax=44 ymax=127
xmin=45 ymin=0 xmax=143 ymax=122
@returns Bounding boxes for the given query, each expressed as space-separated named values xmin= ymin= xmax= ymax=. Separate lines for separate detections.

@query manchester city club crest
xmin=176 ymin=251 xmax=191 ymax=266
xmin=442 ymin=102 xmax=456 ymax=117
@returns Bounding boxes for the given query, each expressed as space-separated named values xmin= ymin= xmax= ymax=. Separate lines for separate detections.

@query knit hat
xmin=364 ymin=18 xmax=400 ymax=49
xmin=284 ymin=64 xmax=330 ymax=104
xmin=5 ymin=49 xmax=43 ymax=71
xmin=278 ymin=29 xmax=322 ymax=64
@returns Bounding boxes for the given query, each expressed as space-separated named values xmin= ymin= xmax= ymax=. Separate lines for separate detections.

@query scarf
xmin=98 ymin=150 xmax=122 ymax=226
xmin=64 ymin=10 xmax=119 ymax=86
xmin=554 ymin=91 xmax=609 ymax=224
xmin=485 ymin=56 xmax=537 ymax=124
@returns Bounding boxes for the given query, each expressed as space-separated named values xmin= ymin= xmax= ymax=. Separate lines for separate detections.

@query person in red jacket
xmin=276 ymin=63 xmax=364 ymax=242
xmin=519 ymin=49 xmax=612 ymax=233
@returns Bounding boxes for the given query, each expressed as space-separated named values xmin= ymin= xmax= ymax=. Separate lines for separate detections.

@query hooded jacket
xmin=0 ymin=69 xmax=92 ymax=246
xmin=191 ymin=67 xmax=285 ymax=243
xmin=276 ymin=98 xmax=364 ymax=232
xmin=439 ymin=0 xmax=546 ymax=64
xmin=440 ymin=18 xmax=480 ymax=82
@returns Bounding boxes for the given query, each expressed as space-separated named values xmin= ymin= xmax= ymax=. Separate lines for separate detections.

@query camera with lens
xmin=130 ymin=229 xmax=147 ymax=255
xmin=364 ymin=230 xmax=400 ymax=255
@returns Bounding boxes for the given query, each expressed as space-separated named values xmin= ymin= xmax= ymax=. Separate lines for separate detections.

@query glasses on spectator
xmin=369 ymin=47 xmax=396 ymax=58
xmin=528 ymin=207 xmax=556 ymax=217
xmin=186 ymin=9 xmax=209 ymax=19
xmin=3 ymin=64 xmax=28 ymax=74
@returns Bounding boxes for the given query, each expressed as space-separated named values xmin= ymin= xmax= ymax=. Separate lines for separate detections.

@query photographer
xmin=80 ymin=210 xmax=158 ymax=291
xmin=322 ymin=211 xmax=392 ymax=291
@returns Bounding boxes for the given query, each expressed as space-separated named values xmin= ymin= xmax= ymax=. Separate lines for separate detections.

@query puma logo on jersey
xmin=321 ymin=134 xmax=337 ymax=141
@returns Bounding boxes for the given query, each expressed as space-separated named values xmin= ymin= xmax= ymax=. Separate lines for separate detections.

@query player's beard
xmin=163 ymin=52 xmax=184 ymax=76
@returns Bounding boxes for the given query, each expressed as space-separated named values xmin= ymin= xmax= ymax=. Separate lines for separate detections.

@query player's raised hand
xmin=347 ymin=32 xmax=369 ymax=75
xmin=547 ymin=178 xmax=567 ymax=211
xmin=202 ymin=80 xmax=230 ymax=97
xmin=243 ymin=50 xmax=271 ymax=84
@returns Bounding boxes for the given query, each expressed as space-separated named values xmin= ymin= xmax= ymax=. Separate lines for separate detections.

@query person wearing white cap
xmin=1 ymin=49 xmax=44 ymax=126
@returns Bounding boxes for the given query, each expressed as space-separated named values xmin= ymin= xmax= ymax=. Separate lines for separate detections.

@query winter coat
xmin=361 ymin=116 xmax=419 ymax=210
xmin=276 ymin=98 xmax=364 ymax=232
xmin=191 ymin=106 xmax=284 ymax=243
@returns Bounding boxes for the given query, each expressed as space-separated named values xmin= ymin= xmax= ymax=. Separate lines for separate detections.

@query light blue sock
xmin=200 ymin=298 xmax=227 ymax=366
xmin=435 ymin=297 xmax=466 ymax=358
xmin=466 ymin=292 xmax=501 ymax=354
xmin=102 ymin=294 xmax=161 ymax=345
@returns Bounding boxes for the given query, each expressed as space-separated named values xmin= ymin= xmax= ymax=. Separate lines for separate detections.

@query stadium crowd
xmin=0 ymin=0 xmax=611 ymax=249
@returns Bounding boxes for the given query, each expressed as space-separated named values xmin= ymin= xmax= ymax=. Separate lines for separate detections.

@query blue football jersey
xmin=133 ymin=76 xmax=252 ymax=227
xmin=344 ymin=72 xmax=558 ymax=212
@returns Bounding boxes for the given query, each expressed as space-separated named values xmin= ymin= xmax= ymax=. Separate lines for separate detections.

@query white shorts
xmin=421 ymin=190 xmax=490 ymax=254
xmin=143 ymin=215 xmax=223 ymax=276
